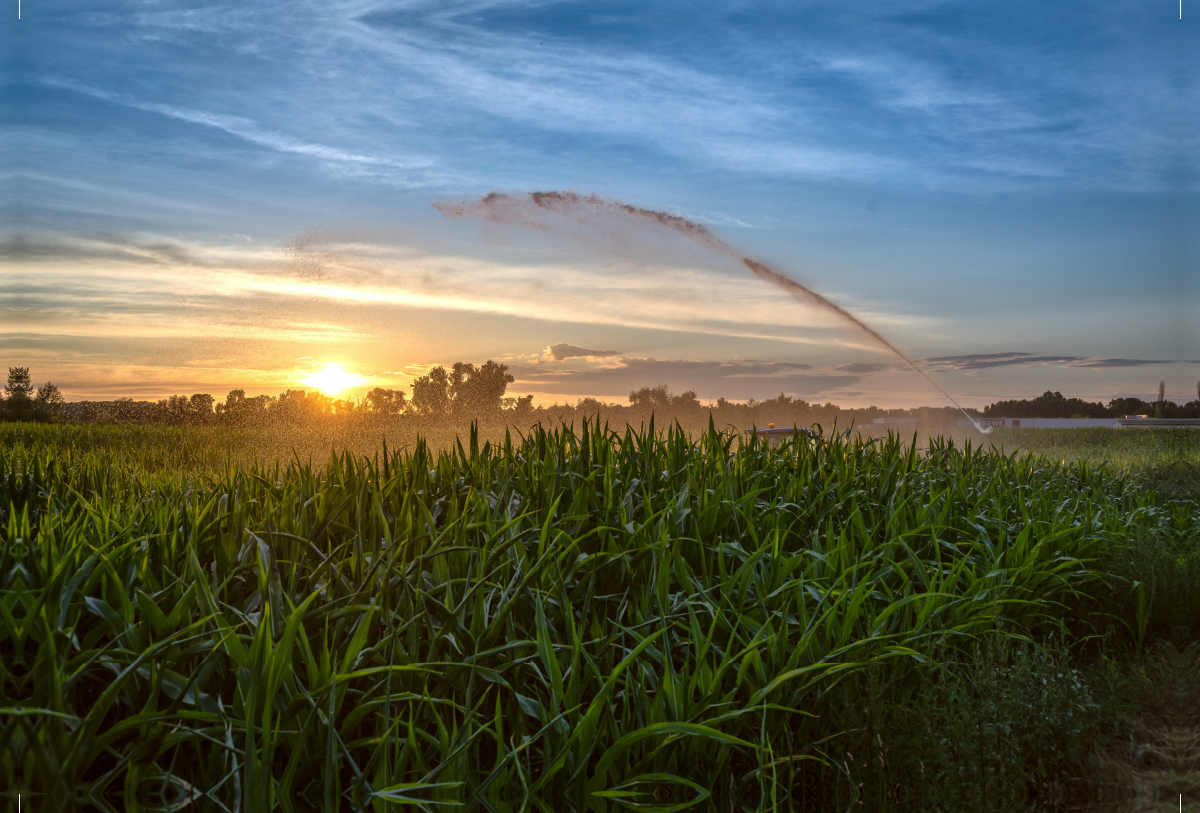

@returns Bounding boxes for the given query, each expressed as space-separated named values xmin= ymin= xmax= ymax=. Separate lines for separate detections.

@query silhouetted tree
xmin=509 ymin=394 xmax=534 ymax=416
xmin=629 ymin=384 xmax=672 ymax=413
xmin=629 ymin=385 xmax=701 ymax=414
xmin=412 ymin=366 xmax=451 ymax=417
xmin=273 ymin=389 xmax=332 ymax=423
xmin=191 ymin=393 xmax=215 ymax=424
xmin=160 ymin=395 xmax=190 ymax=425
xmin=216 ymin=390 xmax=242 ymax=421
xmin=217 ymin=389 xmax=275 ymax=424
xmin=366 ymin=387 xmax=408 ymax=416
xmin=1186 ymin=382 xmax=1200 ymax=418
xmin=1108 ymin=397 xmax=1152 ymax=417
xmin=449 ymin=360 xmax=514 ymax=417
xmin=575 ymin=397 xmax=610 ymax=414
xmin=34 ymin=382 xmax=65 ymax=422
xmin=2 ymin=367 xmax=35 ymax=421
xmin=246 ymin=395 xmax=274 ymax=414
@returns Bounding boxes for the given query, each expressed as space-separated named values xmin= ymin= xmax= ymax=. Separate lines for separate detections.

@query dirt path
xmin=1075 ymin=641 xmax=1200 ymax=811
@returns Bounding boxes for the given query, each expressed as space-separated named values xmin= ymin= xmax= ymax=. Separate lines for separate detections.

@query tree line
xmin=47 ymin=361 xmax=529 ymax=426
xmin=6 ymin=363 xmax=1199 ymax=427
xmin=981 ymin=385 xmax=1200 ymax=420
xmin=6 ymin=363 xmax=962 ymax=429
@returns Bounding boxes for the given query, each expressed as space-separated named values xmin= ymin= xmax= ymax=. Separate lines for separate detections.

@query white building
xmin=955 ymin=417 xmax=1200 ymax=429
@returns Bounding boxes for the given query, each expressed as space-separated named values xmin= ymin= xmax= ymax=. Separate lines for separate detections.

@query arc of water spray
xmin=434 ymin=191 xmax=989 ymax=434
xmin=740 ymin=258 xmax=987 ymax=433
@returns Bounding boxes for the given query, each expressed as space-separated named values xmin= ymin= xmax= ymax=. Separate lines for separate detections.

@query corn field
xmin=0 ymin=420 xmax=1167 ymax=811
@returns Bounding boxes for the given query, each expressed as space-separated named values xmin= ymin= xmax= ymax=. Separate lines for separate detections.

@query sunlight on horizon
xmin=302 ymin=365 xmax=366 ymax=396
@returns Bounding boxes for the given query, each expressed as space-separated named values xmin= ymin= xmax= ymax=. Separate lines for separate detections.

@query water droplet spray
xmin=435 ymin=191 xmax=989 ymax=433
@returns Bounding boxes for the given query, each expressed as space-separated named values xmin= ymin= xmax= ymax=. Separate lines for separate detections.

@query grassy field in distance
xmin=2 ymin=421 xmax=1196 ymax=811
xmin=22 ymin=417 xmax=1197 ymax=475
xmin=988 ymin=426 xmax=1199 ymax=467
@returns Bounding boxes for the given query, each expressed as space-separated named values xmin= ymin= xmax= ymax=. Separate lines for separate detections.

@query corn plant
xmin=0 ymin=420 xmax=1169 ymax=811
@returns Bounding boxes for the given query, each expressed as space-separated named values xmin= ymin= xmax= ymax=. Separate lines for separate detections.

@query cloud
xmin=1 ymin=232 xmax=209 ymax=267
xmin=348 ymin=3 xmax=916 ymax=183
xmin=832 ymin=362 xmax=892 ymax=374
xmin=920 ymin=352 xmax=1178 ymax=371
xmin=510 ymin=356 xmax=845 ymax=401
xmin=249 ymin=229 xmax=884 ymax=347
xmin=46 ymin=79 xmax=439 ymax=184
xmin=921 ymin=352 xmax=1079 ymax=371
xmin=339 ymin=0 xmax=1190 ymax=192
xmin=1072 ymin=358 xmax=1178 ymax=368
xmin=544 ymin=343 xmax=621 ymax=361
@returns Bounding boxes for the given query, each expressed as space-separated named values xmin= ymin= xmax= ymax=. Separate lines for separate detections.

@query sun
xmin=302 ymin=365 xmax=366 ymax=396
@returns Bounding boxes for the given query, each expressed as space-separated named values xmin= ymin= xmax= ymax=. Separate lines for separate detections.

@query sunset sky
xmin=3 ymin=1 xmax=1196 ymax=408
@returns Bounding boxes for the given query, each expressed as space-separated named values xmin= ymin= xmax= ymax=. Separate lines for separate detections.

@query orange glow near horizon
xmin=302 ymin=365 xmax=366 ymax=396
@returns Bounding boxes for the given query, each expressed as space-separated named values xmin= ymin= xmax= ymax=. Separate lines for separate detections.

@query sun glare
xmin=302 ymin=366 xmax=365 ymax=396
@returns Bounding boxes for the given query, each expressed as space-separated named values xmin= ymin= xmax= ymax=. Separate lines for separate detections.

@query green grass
xmin=988 ymin=427 xmax=1199 ymax=466
xmin=0 ymin=421 xmax=1186 ymax=811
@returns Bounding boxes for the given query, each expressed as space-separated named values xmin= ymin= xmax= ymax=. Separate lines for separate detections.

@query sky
xmin=2 ymin=0 xmax=1197 ymax=409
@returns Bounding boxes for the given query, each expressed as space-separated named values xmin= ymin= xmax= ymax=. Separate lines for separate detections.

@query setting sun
xmin=302 ymin=365 xmax=366 ymax=396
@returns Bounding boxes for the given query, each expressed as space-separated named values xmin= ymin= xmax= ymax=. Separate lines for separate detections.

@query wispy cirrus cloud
xmin=3 ymin=232 xmax=211 ymax=267
xmin=337 ymin=0 xmax=1188 ymax=191
xmin=1073 ymin=358 xmax=1180 ymax=369
xmin=43 ymin=78 xmax=441 ymax=185
xmin=52 ymin=0 xmax=1127 ymax=194
xmin=17 ymin=0 xmax=1192 ymax=223
xmin=921 ymin=352 xmax=1178 ymax=371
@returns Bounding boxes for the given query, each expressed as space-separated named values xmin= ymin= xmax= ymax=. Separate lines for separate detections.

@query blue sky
xmin=2 ymin=0 xmax=1196 ymax=407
